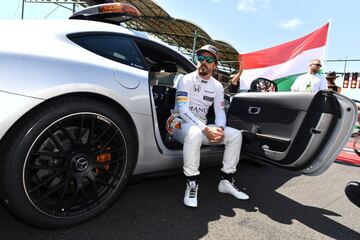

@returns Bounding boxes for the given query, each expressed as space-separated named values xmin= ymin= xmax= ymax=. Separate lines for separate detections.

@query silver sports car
xmin=0 ymin=3 xmax=357 ymax=228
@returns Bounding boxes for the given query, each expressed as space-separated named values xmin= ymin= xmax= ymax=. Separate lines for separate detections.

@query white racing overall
xmin=170 ymin=71 xmax=242 ymax=177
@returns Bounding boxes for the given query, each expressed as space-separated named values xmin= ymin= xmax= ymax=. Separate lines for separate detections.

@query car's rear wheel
xmin=0 ymin=96 xmax=136 ymax=228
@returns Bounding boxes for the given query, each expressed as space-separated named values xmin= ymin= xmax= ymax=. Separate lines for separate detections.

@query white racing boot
xmin=184 ymin=180 xmax=199 ymax=207
xmin=218 ymin=173 xmax=249 ymax=200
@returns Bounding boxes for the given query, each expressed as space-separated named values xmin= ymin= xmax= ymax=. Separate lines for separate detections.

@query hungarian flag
xmin=239 ymin=22 xmax=329 ymax=91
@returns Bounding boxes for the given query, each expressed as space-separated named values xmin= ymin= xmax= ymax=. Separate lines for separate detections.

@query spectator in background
xmin=227 ymin=55 xmax=243 ymax=93
xmin=326 ymin=71 xmax=359 ymax=136
xmin=227 ymin=56 xmax=277 ymax=93
xmin=291 ymin=59 xmax=328 ymax=92
xmin=326 ymin=71 xmax=342 ymax=93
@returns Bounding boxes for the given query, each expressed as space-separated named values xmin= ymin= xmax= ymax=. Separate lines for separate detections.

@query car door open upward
xmin=227 ymin=91 xmax=357 ymax=175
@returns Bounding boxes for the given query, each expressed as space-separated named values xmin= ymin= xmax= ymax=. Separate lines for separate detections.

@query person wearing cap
xmin=167 ymin=44 xmax=249 ymax=208
xmin=291 ymin=59 xmax=328 ymax=92
xmin=326 ymin=71 xmax=341 ymax=93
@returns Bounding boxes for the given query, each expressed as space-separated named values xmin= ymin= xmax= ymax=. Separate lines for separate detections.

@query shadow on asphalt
xmin=0 ymin=160 xmax=359 ymax=240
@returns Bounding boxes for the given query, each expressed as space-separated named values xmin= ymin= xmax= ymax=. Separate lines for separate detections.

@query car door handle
xmin=248 ymin=107 xmax=261 ymax=115
xmin=310 ymin=128 xmax=322 ymax=134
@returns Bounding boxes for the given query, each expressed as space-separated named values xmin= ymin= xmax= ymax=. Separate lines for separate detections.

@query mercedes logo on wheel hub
xmin=72 ymin=155 xmax=89 ymax=172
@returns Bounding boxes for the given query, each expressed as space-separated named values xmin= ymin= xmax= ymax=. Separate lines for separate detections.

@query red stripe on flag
xmin=240 ymin=22 xmax=329 ymax=70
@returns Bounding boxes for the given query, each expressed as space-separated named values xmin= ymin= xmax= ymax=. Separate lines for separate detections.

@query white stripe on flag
xmin=240 ymin=47 xmax=325 ymax=89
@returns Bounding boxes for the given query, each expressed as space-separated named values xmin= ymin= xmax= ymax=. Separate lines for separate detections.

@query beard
xmin=311 ymin=66 xmax=320 ymax=73
xmin=198 ymin=64 xmax=210 ymax=76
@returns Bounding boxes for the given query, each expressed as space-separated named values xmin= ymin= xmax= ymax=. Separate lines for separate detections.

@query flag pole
xmin=323 ymin=18 xmax=331 ymax=69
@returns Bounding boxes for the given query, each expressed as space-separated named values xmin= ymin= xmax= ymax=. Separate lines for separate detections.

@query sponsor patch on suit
xmin=204 ymin=90 xmax=215 ymax=94
xmin=193 ymin=85 xmax=201 ymax=92
xmin=203 ymin=96 xmax=214 ymax=102
xmin=176 ymin=91 xmax=188 ymax=97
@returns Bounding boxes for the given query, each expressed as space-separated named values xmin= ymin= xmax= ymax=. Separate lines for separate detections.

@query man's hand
xmin=231 ymin=72 xmax=242 ymax=85
xmin=203 ymin=126 xmax=225 ymax=143
xmin=215 ymin=127 xmax=225 ymax=142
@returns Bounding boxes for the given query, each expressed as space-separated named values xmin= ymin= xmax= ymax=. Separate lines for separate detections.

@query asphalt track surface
xmin=1 ymin=160 xmax=359 ymax=240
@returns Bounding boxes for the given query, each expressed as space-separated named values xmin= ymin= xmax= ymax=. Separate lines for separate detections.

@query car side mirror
xmin=249 ymin=78 xmax=278 ymax=92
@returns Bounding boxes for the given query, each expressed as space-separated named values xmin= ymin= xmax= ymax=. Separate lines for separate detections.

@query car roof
xmin=0 ymin=19 xmax=188 ymax=56
xmin=0 ymin=19 xmax=148 ymax=38
xmin=0 ymin=19 xmax=194 ymax=68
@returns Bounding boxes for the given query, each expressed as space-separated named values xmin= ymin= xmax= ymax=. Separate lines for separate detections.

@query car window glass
xmin=71 ymin=35 xmax=145 ymax=69
xmin=134 ymin=40 xmax=192 ymax=87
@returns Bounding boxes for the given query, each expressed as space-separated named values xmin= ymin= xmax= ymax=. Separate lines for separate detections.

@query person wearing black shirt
xmin=326 ymin=71 xmax=341 ymax=93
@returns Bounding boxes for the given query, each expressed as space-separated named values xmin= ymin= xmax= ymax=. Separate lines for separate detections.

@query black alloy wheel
xmin=0 ymin=97 xmax=136 ymax=228
xmin=24 ymin=113 xmax=127 ymax=218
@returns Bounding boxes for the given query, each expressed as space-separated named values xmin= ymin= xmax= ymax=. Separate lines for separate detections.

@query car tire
xmin=0 ymin=96 xmax=136 ymax=228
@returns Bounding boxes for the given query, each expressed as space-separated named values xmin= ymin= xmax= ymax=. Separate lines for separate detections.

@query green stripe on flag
xmin=274 ymin=73 xmax=304 ymax=91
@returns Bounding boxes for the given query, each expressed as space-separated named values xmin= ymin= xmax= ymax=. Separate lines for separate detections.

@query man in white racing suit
xmin=168 ymin=45 xmax=249 ymax=208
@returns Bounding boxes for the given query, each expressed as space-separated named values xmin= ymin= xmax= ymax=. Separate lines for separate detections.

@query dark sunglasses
xmin=312 ymin=63 xmax=322 ymax=67
xmin=197 ymin=55 xmax=216 ymax=63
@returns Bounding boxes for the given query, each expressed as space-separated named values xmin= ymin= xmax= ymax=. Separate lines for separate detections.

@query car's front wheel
xmin=0 ymin=96 xmax=136 ymax=228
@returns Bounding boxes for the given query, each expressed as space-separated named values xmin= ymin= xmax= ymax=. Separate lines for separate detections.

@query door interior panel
xmin=232 ymin=92 xmax=316 ymax=110
xmin=227 ymin=91 xmax=340 ymax=170
xmin=228 ymin=104 xmax=306 ymax=139
xmin=227 ymin=92 xmax=313 ymax=154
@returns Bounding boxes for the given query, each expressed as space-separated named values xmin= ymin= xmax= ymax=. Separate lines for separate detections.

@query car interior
xmin=134 ymin=39 xmax=194 ymax=149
